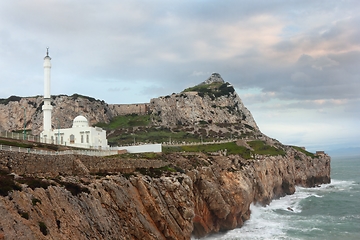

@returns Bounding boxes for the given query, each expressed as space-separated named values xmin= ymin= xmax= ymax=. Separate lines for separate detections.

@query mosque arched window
xmin=70 ymin=134 xmax=75 ymax=144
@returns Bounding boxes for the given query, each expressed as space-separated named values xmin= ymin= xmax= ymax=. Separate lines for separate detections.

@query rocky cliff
xmin=0 ymin=95 xmax=111 ymax=135
xmin=1 ymin=73 xmax=257 ymax=137
xmin=149 ymin=73 xmax=258 ymax=131
xmin=0 ymin=95 xmax=149 ymax=135
xmin=0 ymin=145 xmax=330 ymax=239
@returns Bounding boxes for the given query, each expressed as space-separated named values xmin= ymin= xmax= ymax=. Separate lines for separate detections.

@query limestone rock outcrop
xmin=149 ymin=76 xmax=258 ymax=130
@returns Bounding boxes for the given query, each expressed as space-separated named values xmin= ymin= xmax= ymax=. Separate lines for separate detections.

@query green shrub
xmin=70 ymin=93 xmax=98 ymax=102
xmin=18 ymin=211 xmax=29 ymax=220
xmin=32 ymin=198 xmax=41 ymax=206
xmin=0 ymin=174 xmax=22 ymax=197
xmin=39 ymin=221 xmax=48 ymax=236
xmin=182 ymin=82 xmax=234 ymax=99
xmin=0 ymin=95 xmax=22 ymax=105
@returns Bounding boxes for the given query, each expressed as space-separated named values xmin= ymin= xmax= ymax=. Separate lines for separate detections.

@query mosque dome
xmin=72 ymin=115 xmax=89 ymax=128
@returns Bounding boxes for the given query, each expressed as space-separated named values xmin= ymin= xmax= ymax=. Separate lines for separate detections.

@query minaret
xmin=42 ymin=47 xmax=53 ymax=135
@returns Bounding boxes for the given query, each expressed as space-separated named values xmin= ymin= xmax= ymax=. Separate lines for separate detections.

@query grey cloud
xmin=0 ymin=0 xmax=359 ymax=150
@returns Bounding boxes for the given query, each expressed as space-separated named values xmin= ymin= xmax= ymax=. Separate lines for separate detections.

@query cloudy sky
xmin=0 ymin=0 xmax=359 ymax=153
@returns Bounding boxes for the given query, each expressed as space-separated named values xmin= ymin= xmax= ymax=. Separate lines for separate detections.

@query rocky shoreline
xmin=0 ymin=146 xmax=330 ymax=239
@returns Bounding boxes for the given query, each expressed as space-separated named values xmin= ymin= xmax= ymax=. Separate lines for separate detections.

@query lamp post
xmin=22 ymin=106 xmax=26 ymax=140
xmin=56 ymin=118 xmax=60 ymax=145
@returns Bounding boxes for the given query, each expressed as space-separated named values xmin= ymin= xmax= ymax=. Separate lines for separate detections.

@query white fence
xmin=0 ymin=130 xmax=40 ymax=142
xmin=0 ymin=144 xmax=118 ymax=156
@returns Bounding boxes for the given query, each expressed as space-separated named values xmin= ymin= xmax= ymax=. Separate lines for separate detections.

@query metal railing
xmin=162 ymin=138 xmax=240 ymax=146
xmin=0 ymin=130 xmax=39 ymax=142
xmin=0 ymin=130 xmax=120 ymax=156
xmin=0 ymin=144 xmax=118 ymax=156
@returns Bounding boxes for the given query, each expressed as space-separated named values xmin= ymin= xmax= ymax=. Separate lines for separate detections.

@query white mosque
xmin=40 ymin=48 xmax=108 ymax=149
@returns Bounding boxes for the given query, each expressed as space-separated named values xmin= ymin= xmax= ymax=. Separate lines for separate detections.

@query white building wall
xmin=114 ymin=144 xmax=162 ymax=153
xmin=42 ymin=126 xmax=108 ymax=149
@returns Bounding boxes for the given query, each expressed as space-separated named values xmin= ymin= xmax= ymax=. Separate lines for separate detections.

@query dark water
xmin=203 ymin=156 xmax=360 ymax=240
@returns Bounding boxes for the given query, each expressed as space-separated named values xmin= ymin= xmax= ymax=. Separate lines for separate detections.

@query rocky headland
xmin=0 ymin=73 xmax=331 ymax=239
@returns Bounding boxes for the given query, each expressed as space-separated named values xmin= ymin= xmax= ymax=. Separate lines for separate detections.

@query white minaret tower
xmin=42 ymin=47 xmax=53 ymax=137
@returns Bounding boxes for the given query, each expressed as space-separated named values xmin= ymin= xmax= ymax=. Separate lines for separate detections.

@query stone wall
xmin=109 ymin=103 xmax=150 ymax=116
xmin=0 ymin=151 xmax=167 ymax=178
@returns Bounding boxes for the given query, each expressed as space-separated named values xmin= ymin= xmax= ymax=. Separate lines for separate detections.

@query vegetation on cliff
xmin=0 ymin=95 xmax=23 ymax=105
xmin=95 ymin=113 xmax=151 ymax=130
xmin=163 ymin=140 xmax=286 ymax=158
xmin=182 ymin=82 xmax=235 ymax=100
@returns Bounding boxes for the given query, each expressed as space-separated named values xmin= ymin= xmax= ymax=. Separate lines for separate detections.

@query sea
xmin=202 ymin=155 xmax=360 ymax=240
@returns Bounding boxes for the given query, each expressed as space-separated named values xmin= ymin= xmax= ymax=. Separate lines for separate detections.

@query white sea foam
xmin=298 ymin=179 xmax=356 ymax=194
xmin=201 ymin=179 xmax=357 ymax=240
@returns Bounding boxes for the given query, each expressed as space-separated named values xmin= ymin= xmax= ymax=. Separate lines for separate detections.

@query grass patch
xmin=95 ymin=114 xmax=150 ymax=130
xmin=163 ymin=142 xmax=252 ymax=159
xmin=248 ymin=141 xmax=286 ymax=156
xmin=108 ymin=127 xmax=203 ymax=146
xmin=164 ymin=141 xmax=286 ymax=158
xmin=0 ymin=139 xmax=33 ymax=148
xmin=291 ymin=146 xmax=317 ymax=158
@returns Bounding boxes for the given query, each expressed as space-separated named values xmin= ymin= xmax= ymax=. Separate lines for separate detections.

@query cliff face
xmin=0 ymin=147 xmax=330 ymax=239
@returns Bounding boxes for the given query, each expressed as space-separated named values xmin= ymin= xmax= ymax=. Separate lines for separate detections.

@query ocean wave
xmin=202 ymin=178 xmax=359 ymax=240
xmin=296 ymin=179 xmax=356 ymax=194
